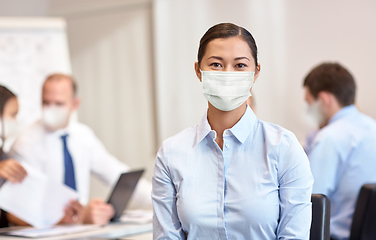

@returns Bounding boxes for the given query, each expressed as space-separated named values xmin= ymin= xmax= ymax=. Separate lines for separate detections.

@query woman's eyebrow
xmin=235 ymin=57 xmax=250 ymax=61
xmin=207 ymin=56 xmax=250 ymax=61
xmin=207 ymin=56 xmax=223 ymax=61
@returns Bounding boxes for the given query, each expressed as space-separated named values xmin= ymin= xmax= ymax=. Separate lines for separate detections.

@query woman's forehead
xmin=204 ymin=37 xmax=253 ymax=59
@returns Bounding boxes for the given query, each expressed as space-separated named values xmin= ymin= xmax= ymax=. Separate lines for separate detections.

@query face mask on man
xmin=42 ymin=106 xmax=70 ymax=131
xmin=0 ymin=118 xmax=19 ymax=140
xmin=201 ymin=70 xmax=255 ymax=111
xmin=307 ymin=100 xmax=325 ymax=126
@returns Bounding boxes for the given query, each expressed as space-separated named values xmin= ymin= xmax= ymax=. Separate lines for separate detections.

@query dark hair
xmin=303 ymin=63 xmax=356 ymax=107
xmin=197 ymin=23 xmax=259 ymax=70
xmin=0 ymin=85 xmax=16 ymax=158
xmin=44 ymin=73 xmax=78 ymax=96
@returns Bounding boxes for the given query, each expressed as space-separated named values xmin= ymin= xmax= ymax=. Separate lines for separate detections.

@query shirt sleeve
xmin=88 ymin=130 xmax=152 ymax=209
xmin=89 ymin=132 xmax=129 ymax=186
xmin=277 ymin=133 xmax=314 ymax=240
xmin=308 ymin=136 xmax=342 ymax=197
xmin=9 ymin=130 xmax=43 ymax=170
xmin=152 ymin=146 xmax=186 ymax=240
xmin=126 ymin=178 xmax=152 ymax=210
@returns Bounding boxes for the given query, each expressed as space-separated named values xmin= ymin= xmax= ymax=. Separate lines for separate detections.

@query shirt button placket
xmin=222 ymin=135 xmax=231 ymax=239
xmin=216 ymin=146 xmax=227 ymax=239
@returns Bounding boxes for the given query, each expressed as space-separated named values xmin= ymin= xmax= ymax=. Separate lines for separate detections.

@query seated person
xmin=303 ymin=62 xmax=376 ymax=240
xmin=0 ymin=85 xmax=27 ymax=227
xmin=9 ymin=74 xmax=151 ymax=226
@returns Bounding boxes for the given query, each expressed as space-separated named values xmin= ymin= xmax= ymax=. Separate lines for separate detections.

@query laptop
xmin=107 ymin=169 xmax=144 ymax=221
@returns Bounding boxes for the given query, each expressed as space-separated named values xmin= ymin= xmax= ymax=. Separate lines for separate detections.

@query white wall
xmin=153 ymin=0 xmax=376 ymax=145
xmin=0 ymin=0 xmax=47 ymax=16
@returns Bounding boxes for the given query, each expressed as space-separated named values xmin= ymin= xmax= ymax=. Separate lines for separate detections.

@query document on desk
xmin=4 ymin=224 xmax=102 ymax=238
xmin=0 ymin=163 xmax=78 ymax=228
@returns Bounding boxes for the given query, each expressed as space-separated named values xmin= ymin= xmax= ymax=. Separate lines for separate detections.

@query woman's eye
xmin=210 ymin=63 xmax=222 ymax=68
xmin=236 ymin=63 xmax=247 ymax=68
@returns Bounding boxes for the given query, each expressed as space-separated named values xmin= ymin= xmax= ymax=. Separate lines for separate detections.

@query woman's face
xmin=195 ymin=36 xmax=260 ymax=80
xmin=2 ymin=97 xmax=19 ymax=120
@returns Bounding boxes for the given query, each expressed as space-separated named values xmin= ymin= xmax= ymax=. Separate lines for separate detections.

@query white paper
xmin=0 ymin=163 xmax=78 ymax=228
xmin=120 ymin=209 xmax=153 ymax=224
xmin=6 ymin=224 xmax=101 ymax=238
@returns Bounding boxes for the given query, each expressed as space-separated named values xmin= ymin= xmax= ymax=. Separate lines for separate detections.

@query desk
xmin=0 ymin=222 xmax=152 ymax=240
xmin=121 ymin=232 xmax=153 ymax=240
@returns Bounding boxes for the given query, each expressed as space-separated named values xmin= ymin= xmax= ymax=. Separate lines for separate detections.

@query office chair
xmin=350 ymin=184 xmax=376 ymax=240
xmin=311 ymin=194 xmax=331 ymax=240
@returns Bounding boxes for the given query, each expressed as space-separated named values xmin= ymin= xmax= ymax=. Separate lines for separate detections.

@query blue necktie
xmin=61 ymin=134 xmax=76 ymax=190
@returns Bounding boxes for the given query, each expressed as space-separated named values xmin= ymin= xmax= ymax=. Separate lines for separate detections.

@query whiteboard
xmin=0 ymin=17 xmax=72 ymax=150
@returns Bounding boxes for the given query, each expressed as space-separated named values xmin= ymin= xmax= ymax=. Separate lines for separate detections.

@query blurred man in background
xmin=303 ymin=62 xmax=376 ymax=240
xmin=9 ymin=73 xmax=151 ymax=226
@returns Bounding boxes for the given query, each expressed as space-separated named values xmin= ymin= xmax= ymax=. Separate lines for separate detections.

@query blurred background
xmin=0 ymin=0 xmax=375 ymax=200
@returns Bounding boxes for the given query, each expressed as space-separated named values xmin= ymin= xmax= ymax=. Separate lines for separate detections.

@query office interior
xmin=0 ymin=0 xmax=376 ymax=228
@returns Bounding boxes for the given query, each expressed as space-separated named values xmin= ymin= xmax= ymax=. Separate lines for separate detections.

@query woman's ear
xmin=253 ymin=64 xmax=261 ymax=83
xmin=194 ymin=62 xmax=202 ymax=82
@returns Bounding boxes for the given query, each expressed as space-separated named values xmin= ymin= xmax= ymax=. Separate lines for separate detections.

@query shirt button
xmin=225 ymin=144 xmax=229 ymax=148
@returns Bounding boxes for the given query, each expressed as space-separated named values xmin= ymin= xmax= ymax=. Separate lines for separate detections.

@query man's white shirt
xmin=10 ymin=120 xmax=151 ymax=208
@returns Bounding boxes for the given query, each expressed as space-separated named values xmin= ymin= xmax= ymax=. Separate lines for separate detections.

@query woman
xmin=152 ymin=23 xmax=313 ymax=239
xmin=0 ymin=85 xmax=27 ymax=227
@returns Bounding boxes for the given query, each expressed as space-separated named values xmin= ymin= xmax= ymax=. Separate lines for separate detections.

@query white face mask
xmin=0 ymin=118 xmax=19 ymax=140
xmin=201 ymin=70 xmax=255 ymax=111
xmin=42 ymin=106 xmax=70 ymax=131
xmin=307 ymin=100 xmax=325 ymax=126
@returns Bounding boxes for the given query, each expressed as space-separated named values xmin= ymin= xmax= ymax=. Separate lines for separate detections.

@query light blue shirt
xmin=307 ymin=105 xmax=376 ymax=240
xmin=152 ymin=106 xmax=313 ymax=240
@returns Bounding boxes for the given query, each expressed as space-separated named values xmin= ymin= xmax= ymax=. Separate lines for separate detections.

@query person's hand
xmin=84 ymin=198 xmax=115 ymax=225
xmin=0 ymin=159 xmax=27 ymax=183
xmin=60 ymin=200 xmax=85 ymax=224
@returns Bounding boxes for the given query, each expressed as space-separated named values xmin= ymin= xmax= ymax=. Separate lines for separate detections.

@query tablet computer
xmin=107 ymin=169 xmax=144 ymax=221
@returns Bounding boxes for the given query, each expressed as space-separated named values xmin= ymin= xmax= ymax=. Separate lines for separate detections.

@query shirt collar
xmin=230 ymin=105 xmax=257 ymax=144
xmin=195 ymin=105 xmax=258 ymax=146
xmin=328 ymin=104 xmax=358 ymax=124
xmin=195 ymin=111 xmax=212 ymax=146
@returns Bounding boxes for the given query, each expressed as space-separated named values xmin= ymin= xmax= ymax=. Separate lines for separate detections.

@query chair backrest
xmin=350 ymin=184 xmax=376 ymax=240
xmin=310 ymin=194 xmax=331 ymax=240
